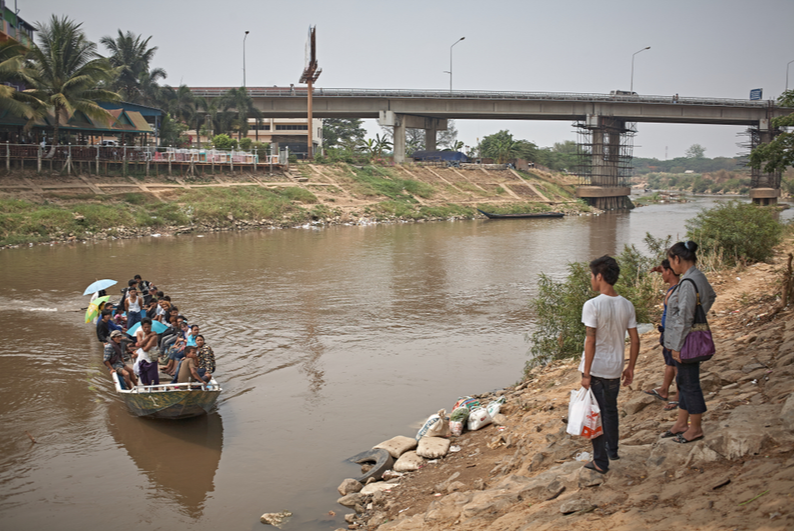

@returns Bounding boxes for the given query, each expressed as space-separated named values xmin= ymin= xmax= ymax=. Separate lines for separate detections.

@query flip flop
xmin=643 ymin=389 xmax=667 ymax=401
xmin=661 ymin=429 xmax=685 ymax=438
xmin=664 ymin=401 xmax=679 ymax=411
xmin=672 ymin=434 xmax=704 ymax=444
xmin=584 ymin=461 xmax=607 ymax=475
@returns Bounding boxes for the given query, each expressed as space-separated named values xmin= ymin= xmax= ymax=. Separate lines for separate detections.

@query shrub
xmin=239 ymin=138 xmax=253 ymax=151
xmin=686 ymin=200 xmax=784 ymax=265
xmin=212 ymin=134 xmax=236 ymax=151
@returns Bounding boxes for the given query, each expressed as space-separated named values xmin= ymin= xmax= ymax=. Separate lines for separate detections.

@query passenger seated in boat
xmin=144 ymin=300 xmax=158 ymax=320
xmin=175 ymin=346 xmax=211 ymax=387
xmin=155 ymin=299 xmax=170 ymax=322
xmin=113 ymin=305 xmax=127 ymax=327
xmin=164 ymin=321 xmax=190 ymax=376
xmin=186 ymin=324 xmax=200 ymax=347
xmin=96 ymin=309 xmax=124 ymax=343
xmin=195 ymin=335 xmax=215 ymax=380
xmin=104 ymin=330 xmax=137 ymax=389
xmin=133 ymin=318 xmax=160 ymax=386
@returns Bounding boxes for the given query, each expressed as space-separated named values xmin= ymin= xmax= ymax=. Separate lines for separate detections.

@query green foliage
xmin=212 ymin=133 xmax=236 ymax=150
xmin=323 ymin=118 xmax=367 ymax=149
xmin=535 ymin=141 xmax=578 ymax=171
xmin=749 ymin=90 xmax=793 ymax=174
xmin=160 ymin=113 xmax=189 ymax=147
xmin=686 ymin=200 xmax=784 ymax=265
xmin=239 ymin=138 xmax=252 ymax=151
xmin=350 ymin=166 xmax=434 ymax=200
xmin=478 ymin=130 xmax=538 ymax=164
xmin=525 ymin=233 xmax=670 ymax=370
xmin=685 ymin=144 xmax=706 ymax=159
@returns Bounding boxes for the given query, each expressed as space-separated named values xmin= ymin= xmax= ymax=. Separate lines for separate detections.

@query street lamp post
xmin=786 ymin=60 xmax=794 ymax=93
xmin=630 ymin=46 xmax=650 ymax=93
xmin=444 ymin=37 xmax=465 ymax=93
xmin=243 ymin=30 xmax=250 ymax=88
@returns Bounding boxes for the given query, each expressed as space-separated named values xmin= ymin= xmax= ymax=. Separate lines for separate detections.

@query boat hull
xmin=112 ymin=373 xmax=221 ymax=419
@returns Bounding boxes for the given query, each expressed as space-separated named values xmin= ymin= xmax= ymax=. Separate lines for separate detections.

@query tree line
xmin=0 ymin=15 xmax=265 ymax=150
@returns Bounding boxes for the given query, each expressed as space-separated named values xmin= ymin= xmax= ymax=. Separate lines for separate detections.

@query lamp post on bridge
xmin=444 ymin=37 xmax=465 ymax=93
xmin=786 ymin=60 xmax=794 ymax=93
xmin=243 ymin=30 xmax=250 ymax=88
xmin=630 ymin=46 xmax=650 ymax=93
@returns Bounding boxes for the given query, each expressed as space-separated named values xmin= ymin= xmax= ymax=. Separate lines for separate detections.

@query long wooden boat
xmin=111 ymin=373 xmax=222 ymax=419
xmin=477 ymin=209 xmax=565 ymax=219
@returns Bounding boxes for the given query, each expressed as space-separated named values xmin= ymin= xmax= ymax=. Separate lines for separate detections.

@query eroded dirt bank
xmin=340 ymin=244 xmax=794 ymax=531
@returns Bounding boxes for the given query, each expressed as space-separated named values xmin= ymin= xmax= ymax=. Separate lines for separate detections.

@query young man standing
xmin=579 ymin=255 xmax=640 ymax=474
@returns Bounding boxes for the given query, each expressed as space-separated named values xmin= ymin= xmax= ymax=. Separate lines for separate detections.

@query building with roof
xmin=0 ymin=0 xmax=35 ymax=47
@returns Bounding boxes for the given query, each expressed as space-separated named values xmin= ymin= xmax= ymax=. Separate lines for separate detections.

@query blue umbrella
xmin=127 ymin=320 xmax=169 ymax=336
xmin=83 ymin=279 xmax=118 ymax=296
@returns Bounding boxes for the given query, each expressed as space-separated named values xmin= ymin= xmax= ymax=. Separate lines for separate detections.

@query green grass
xmin=350 ymin=165 xmax=435 ymax=201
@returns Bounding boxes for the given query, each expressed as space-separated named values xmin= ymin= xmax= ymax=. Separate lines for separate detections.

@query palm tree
xmin=137 ymin=67 xmax=167 ymax=108
xmin=21 ymin=16 xmax=120 ymax=154
xmin=221 ymin=87 xmax=260 ymax=140
xmin=100 ymin=30 xmax=162 ymax=102
xmin=0 ymin=41 xmax=37 ymax=119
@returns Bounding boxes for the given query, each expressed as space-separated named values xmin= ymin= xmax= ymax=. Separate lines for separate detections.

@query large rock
xmin=623 ymin=393 xmax=657 ymax=415
xmin=706 ymin=405 xmax=779 ymax=459
xmin=337 ymin=478 xmax=363 ymax=496
xmin=373 ymin=436 xmax=417 ymax=459
xmin=361 ymin=481 xmax=398 ymax=495
xmin=337 ymin=492 xmax=364 ymax=509
xmin=393 ymin=450 xmax=425 ymax=472
xmin=560 ymin=498 xmax=594 ymax=514
xmin=416 ymin=436 xmax=450 ymax=459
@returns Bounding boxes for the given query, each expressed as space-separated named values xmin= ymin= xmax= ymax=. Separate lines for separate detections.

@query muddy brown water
xmin=0 ymin=197 xmax=789 ymax=530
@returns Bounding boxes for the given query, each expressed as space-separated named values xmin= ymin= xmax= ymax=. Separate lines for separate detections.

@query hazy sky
xmin=19 ymin=0 xmax=794 ymax=159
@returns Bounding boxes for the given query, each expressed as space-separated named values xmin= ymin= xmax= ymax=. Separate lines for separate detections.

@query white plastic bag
xmin=467 ymin=407 xmax=492 ymax=431
xmin=416 ymin=409 xmax=450 ymax=440
xmin=566 ymin=387 xmax=602 ymax=440
xmin=486 ymin=397 xmax=505 ymax=417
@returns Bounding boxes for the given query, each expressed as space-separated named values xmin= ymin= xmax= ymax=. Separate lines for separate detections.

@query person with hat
xmin=104 ymin=330 xmax=138 ymax=389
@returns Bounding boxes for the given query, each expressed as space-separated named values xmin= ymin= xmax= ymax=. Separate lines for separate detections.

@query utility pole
xmin=299 ymin=26 xmax=322 ymax=160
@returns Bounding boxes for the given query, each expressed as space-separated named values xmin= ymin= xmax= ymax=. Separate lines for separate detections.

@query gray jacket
xmin=663 ymin=266 xmax=716 ymax=352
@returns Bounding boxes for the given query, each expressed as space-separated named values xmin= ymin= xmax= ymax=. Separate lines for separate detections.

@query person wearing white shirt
xmin=579 ymin=255 xmax=640 ymax=474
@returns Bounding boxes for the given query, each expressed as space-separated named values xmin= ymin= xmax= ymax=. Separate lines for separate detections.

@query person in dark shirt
xmin=104 ymin=330 xmax=137 ymax=388
xmin=96 ymin=309 xmax=123 ymax=343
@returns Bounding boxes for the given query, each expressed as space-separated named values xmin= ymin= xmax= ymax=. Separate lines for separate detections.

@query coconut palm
xmin=221 ymin=87 xmax=261 ymax=140
xmin=0 ymin=41 xmax=37 ymax=119
xmin=138 ymin=67 xmax=168 ymax=108
xmin=21 ymin=16 xmax=120 ymax=153
xmin=100 ymin=30 xmax=163 ymax=102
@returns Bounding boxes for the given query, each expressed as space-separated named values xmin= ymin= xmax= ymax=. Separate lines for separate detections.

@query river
xmin=0 ymin=196 xmax=789 ymax=530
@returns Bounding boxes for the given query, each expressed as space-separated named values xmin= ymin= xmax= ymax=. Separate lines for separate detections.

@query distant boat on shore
xmin=477 ymin=209 xmax=565 ymax=219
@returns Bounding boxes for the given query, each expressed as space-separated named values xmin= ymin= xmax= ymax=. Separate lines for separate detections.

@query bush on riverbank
xmin=525 ymin=234 xmax=671 ymax=373
xmin=686 ymin=200 xmax=786 ymax=266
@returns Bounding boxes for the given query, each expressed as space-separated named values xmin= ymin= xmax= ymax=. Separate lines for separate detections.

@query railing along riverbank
xmin=2 ymin=143 xmax=289 ymax=177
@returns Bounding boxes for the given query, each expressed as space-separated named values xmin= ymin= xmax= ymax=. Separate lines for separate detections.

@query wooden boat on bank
xmin=477 ymin=209 xmax=565 ymax=219
xmin=111 ymin=373 xmax=222 ymax=419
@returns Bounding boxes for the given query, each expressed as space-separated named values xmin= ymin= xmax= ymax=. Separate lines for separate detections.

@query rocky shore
xmin=330 ymin=245 xmax=794 ymax=531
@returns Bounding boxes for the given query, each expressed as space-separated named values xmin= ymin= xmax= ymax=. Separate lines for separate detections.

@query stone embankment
xmin=330 ymin=247 xmax=794 ymax=531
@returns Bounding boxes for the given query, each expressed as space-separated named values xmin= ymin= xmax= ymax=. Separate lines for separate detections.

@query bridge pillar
xmin=378 ymin=111 xmax=447 ymax=164
xmin=749 ymin=120 xmax=782 ymax=206
xmin=575 ymin=115 xmax=635 ymax=210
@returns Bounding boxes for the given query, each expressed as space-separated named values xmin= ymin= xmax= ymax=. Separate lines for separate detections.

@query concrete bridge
xmin=191 ymin=87 xmax=792 ymax=207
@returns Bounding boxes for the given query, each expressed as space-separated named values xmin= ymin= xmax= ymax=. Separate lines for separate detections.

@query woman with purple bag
xmin=661 ymin=241 xmax=716 ymax=444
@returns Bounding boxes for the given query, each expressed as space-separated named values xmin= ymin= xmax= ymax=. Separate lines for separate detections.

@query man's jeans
xmin=589 ymin=375 xmax=621 ymax=471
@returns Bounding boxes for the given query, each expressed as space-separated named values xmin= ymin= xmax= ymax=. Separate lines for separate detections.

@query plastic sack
xmin=416 ymin=409 xmax=450 ymax=440
xmin=486 ymin=397 xmax=505 ymax=418
xmin=449 ymin=407 xmax=470 ymax=437
xmin=566 ymin=387 xmax=602 ymax=440
xmin=467 ymin=407 xmax=492 ymax=431
xmin=453 ymin=396 xmax=480 ymax=412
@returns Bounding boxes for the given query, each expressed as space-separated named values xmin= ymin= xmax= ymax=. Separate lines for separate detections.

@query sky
xmin=18 ymin=0 xmax=795 ymax=160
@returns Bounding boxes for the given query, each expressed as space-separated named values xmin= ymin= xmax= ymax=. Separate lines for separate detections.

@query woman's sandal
xmin=663 ymin=401 xmax=679 ymax=411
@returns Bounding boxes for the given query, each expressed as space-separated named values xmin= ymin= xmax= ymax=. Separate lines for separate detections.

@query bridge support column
xmin=575 ymin=115 xmax=636 ymax=210
xmin=749 ymin=120 xmax=782 ymax=206
xmin=378 ymin=111 xmax=447 ymax=164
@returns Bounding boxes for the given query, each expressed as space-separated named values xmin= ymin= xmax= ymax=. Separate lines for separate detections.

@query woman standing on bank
xmin=662 ymin=241 xmax=716 ymax=444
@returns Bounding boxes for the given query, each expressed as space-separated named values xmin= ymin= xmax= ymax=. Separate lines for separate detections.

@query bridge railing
xmin=189 ymin=87 xmax=781 ymax=108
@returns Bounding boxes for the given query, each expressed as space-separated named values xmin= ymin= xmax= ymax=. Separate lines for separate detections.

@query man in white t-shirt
xmin=579 ymin=255 xmax=640 ymax=474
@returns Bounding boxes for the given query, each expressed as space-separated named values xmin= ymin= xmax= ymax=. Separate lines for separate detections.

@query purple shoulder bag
xmin=679 ymin=278 xmax=715 ymax=363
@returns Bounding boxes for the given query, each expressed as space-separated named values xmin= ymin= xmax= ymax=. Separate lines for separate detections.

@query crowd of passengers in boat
xmin=95 ymin=275 xmax=216 ymax=390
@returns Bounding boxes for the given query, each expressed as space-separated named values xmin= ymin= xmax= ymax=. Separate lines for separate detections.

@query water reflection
xmin=106 ymin=406 xmax=223 ymax=519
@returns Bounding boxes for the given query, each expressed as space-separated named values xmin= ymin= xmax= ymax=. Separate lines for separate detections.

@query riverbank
xmin=0 ymin=163 xmax=595 ymax=248
xmin=339 ymin=241 xmax=794 ymax=531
